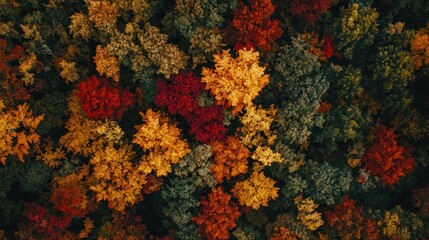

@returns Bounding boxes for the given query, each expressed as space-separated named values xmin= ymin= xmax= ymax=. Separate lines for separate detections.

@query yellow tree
xmin=202 ymin=48 xmax=269 ymax=114
xmin=133 ymin=109 xmax=190 ymax=177
xmin=238 ymin=104 xmax=277 ymax=148
xmin=0 ymin=100 xmax=44 ymax=165
xmin=89 ymin=143 xmax=147 ymax=212
xmin=232 ymin=171 xmax=279 ymax=209
xmin=293 ymin=196 xmax=324 ymax=231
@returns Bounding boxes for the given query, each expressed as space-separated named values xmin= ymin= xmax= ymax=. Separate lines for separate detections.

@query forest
xmin=1 ymin=0 xmax=429 ymax=239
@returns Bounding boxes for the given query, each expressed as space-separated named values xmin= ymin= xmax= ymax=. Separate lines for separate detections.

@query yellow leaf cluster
xmin=232 ymin=171 xmax=279 ymax=209
xmin=59 ymin=59 xmax=80 ymax=83
xmin=381 ymin=211 xmax=402 ymax=238
xmin=36 ymin=139 xmax=66 ymax=167
xmin=133 ymin=109 xmax=190 ymax=177
xmin=202 ymin=48 xmax=270 ymax=114
xmin=0 ymin=101 xmax=43 ymax=165
xmin=238 ymin=105 xmax=277 ymax=148
xmin=69 ymin=12 xmax=92 ymax=40
xmin=94 ymin=45 xmax=120 ymax=81
xmin=90 ymin=143 xmax=147 ymax=212
xmin=19 ymin=52 xmax=38 ymax=85
xmin=87 ymin=0 xmax=119 ymax=32
xmin=251 ymin=146 xmax=284 ymax=167
xmin=60 ymin=94 xmax=124 ymax=157
xmin=293 ymin=196 xmax=324 ymax=231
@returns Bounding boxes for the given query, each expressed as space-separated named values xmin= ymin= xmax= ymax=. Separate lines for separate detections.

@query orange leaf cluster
xmin=324 ymin=196 xmax=379 ymax=240
xmin=133 ymin=109 xmax=190 ymax=177
xmin=362 ymin=125 xmax=416 ymax=187
xmin=270 ymin=227 xmax=297 ymax=240
xmin=50 ymin=166 xmax=93 ymax=218
xmin=0 ymin=101 xmax=43 ymax=165
xmin=210 ymin=136 xmax=249 ymax=183
xmin=201 ymin=48 xmax=270 ymax=114
xmin=411 ymin=24 xmax=429 ymax=69
xmin=193 ymin=187 xmax=241 ymax=240
xmin=230 ymin=0 xmax=283 ymax=51
xmin=232 ymin=171 xmax=279 ymax=209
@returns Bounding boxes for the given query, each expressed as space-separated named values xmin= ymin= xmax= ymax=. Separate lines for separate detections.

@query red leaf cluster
xmin=287 ymin=0 xmax=333 ymax=25
xmin=20 ymin=203 xmax=72 ymax=240
xmin=155 ymin=72 xmax=226 ymax=143
xmin=362 ymin=125 xmax=416 ymax=187
xmin=50 ymin=184 xmax=89 ymax=219
xmin=229 ymin=0 xmax=283 ymax=51
xmin=193 ymin=187 xmax=241 ymax=240
xmin=155 ymin=72 xmax=205 ymax=118
xmin=324 ymin=196 xmax=379 ymax=240
xmin=76 ymin=75 xmax=135 ymax=121
xmin=322 ymin=33 xmax=341 ymax=60
xmin=0 ymin=38 xmax=30 ymax=104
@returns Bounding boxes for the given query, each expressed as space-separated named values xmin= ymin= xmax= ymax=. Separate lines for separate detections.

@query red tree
xmin=155 ymin=71 xmax=205 ymax=118
xmin=324 ymin=196 xmax=379 ymax=240
xmin=287 ymin=0 xmax=333 ymax=26
xmin=76 ymin=75 xmax=135 ymax=121
xmin=19 ymin=203 xmax=73 ymax=240
xmin=155 ymin=72 xmax=226 ymax=143
xmin=0 ymin=39 xmax=30 ymax=104
xmin=229 ymin=0 xmax=283 ymax=51
xmin=193 ymin=187 xmax=241 ymax=240
xmin=362 ymin=125 xmax=416 ymax=187
xmin=188 ymin=105 xmax=226 ymax=143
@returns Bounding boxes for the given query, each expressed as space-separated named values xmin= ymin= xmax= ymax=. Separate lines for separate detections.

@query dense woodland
xmin=1 ymin=0 xmax=429 ymax=239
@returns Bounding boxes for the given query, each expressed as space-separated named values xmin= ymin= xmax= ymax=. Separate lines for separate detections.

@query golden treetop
xmin=0 ymin=102 xmax=43 ymax=165
xmin=202 ymin=48 xmax=270 ymax=114
xmin=294 ymin=196 xmax=324 ymax=231
xmin=133 ymin=109 xmax=190 ymax=177
xmin=232 ymin=171 xmax=279 ymax=209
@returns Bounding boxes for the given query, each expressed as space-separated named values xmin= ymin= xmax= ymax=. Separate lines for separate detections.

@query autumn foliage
xmin=286 ymin=0 xmax=334 ymax=25
xmin=324 ymin=196 xmax=379 ymax=240
xmin=232 ymin=171 xmax=279 ymax=209
xmin=193 ymin=187 xmax=241 ymax=240
xmin=76 ymin=75 xmax=135 ymax=121
xmin=0 ymin=101 xmax=43 ymax=165
xmin=155 ymin=72 xmax=226 ymax=143
xmin=133 ymin=109 xmax=190 ymax=177
xmin=210 ymin=136 xmax=249 ymax=183
xmin=229 ymin=0 xmax=283 ymax=51
xmin=202 ymin=48 xmax=270 ymax=114
xmin=361 ymin=125 xmax=416 ymax=186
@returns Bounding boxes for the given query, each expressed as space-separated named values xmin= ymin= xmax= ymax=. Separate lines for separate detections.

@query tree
xmin=324 ymin=196 xmax=379 ymax=240
xmin=293 ymin=196 xmax=324 ymax=231
xmin=89 ymin=143 xmax=147 ymax=212
xmin=133 ymin=109 xmax=190 ymax=177
xmin=362 ymin=125 xmax=416 ymax=187
xmin=232 ymin=171 xmax=279 ymax=209
xmin=333 ymin=3 xmax=379 ymax=59
xmin=0 ymin=101 xmax=43 ymax=165
xmin=202 ymin=48 xmax=269 ymax=114
xmin=286 ymin=0 xmax=334 ymax=26
xmin=411 ymin=23 xmax=429 ymax=70
xmin=76 ymin=75 xmax=135 ymax=121
xmin=210 ymin=136 xmax=249 ymax=183
xmin=229 ymin=0 xmax=283 ymax=51
xmin=193 ymin=187 xmax=241 ymax=240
